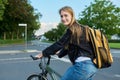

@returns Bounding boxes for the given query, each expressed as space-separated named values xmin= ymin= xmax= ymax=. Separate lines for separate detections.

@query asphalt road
xmin=0 ymin=40 xmax=120 ymax=80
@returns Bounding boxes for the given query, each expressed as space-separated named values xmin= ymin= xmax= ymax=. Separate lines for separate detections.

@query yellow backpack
xmin=85 ymin=26 xmax=113 ymax=69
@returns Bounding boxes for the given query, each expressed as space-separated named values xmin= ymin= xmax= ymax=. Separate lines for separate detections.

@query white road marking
xmin=0 ymin=50 xmax=40 ymax=54
xmin=0 ymin=57 xmax=56 ymax=61
xmin=0 ymin=55 xmax=70 ymax=64
xmin=0 ymin=50 xmax=23 ymax=54
xmin=114 ymin=74 xmax=120 ymax=77
xmin=51 ymin=55 xmax=70 ymax=63
xmin=0 ymin=57 xmax=30 ymax=61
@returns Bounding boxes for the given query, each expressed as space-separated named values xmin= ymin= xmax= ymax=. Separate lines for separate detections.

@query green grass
xmin=0 ymin=39 xmax=25 ymax=46
xmin=41 ymin=40 xmax=54 ymax=43
xmin=42 ymin=41 xmax=120 ymax=49
xmin=0 ymin=39 xmax=120 ymax=49
xmin=109 ymin=43 xmax=120 ymax=49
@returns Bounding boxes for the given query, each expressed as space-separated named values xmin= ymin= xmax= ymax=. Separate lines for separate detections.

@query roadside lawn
xmin=0 ymin=39 xmax=120 ymax=49
xmin=109 ymin=43 xmax=120 ymax=49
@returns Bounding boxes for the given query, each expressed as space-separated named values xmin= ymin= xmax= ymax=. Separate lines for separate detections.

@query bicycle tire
xmin=27 ymin=74 xmax=48 ymax=80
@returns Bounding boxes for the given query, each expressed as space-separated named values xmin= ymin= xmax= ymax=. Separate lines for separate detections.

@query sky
xmin=30 ymin=0 xmax=120 ymax=35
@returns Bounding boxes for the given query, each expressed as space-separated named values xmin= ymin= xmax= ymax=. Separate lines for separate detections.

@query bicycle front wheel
xmin=27 ymin=74 xmax=48 ymax=80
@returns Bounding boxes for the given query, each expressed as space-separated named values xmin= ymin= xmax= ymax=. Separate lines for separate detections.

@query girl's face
xmin=60 ymin=10 xmax=72 ymax=26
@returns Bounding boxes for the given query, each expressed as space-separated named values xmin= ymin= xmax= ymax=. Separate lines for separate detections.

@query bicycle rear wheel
xmin=27 ymin=74 xmax=48 ymax=80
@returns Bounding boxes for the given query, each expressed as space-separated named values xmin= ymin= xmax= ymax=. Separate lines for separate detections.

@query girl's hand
xmin=56 ymin=50 xmax=60 ymax=55
xmin=35 ymin=53 xmax=43 ymax=59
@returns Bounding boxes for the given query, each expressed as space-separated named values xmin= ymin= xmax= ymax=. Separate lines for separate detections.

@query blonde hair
xmin=59 ymin=6 xmax=82 ymax=44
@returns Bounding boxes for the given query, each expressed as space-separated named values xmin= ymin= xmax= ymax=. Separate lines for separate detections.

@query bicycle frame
xmin=45 ymin=65 xmax=61 ymax=80
xmin=30 ymin=55 xmax=62 ymax=80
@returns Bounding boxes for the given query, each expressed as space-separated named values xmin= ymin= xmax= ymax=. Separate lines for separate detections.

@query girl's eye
xmin=60 ymin=15 xmax=63 ymax=18
xmin=60 ymin=14 xmax=68 ymax=18
xmin=64 ymin=14 xmax=68 ymax=17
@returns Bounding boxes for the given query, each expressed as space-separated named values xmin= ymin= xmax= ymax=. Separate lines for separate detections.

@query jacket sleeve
xmin=58 ymin=48 xmax=68 ymax=58
xmin=42 ymin=29 xmax=71 ymax=57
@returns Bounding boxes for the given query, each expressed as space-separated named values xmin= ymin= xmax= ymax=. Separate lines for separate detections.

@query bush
xmin=108 ymin=40 xmax=120 ymax=43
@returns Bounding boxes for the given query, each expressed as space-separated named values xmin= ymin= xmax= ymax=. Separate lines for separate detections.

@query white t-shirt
xmin=75 ymin=56 xmax=91 ymax=62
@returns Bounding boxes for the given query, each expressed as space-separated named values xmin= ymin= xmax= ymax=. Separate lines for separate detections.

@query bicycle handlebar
xmin=30 ymin=55 xmax=51 ymax=65
xmin=30 ymin=55 xmax=39 ymax=60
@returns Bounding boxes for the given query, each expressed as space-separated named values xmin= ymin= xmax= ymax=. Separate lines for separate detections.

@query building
xmin=111 ymin=34 xmax=120 ymax=40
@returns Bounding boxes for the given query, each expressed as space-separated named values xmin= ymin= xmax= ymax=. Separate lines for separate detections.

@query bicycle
xmin=27 ymin=55 xmax=62 ymax=80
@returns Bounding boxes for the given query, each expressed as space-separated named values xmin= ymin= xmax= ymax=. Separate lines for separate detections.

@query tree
xmin=44 ymin=23 xmax=66 ymax=41
xmin=44 ymin=29 xmax=57 ymax=41
xmin=0 ymin=0 xmax=41 ymax=40
xmin=78 ymin=0 xmax=120 ymax=35
xmin=0 ymin=0 xmax=8 ymax=21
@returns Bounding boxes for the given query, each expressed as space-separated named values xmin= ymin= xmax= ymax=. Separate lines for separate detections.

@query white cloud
xmin=35 ymin=22 xmax=58 ymax=36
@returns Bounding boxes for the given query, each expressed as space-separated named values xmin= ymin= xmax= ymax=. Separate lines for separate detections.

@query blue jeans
xmin=61 ymin=60 xmax=97 ymax=80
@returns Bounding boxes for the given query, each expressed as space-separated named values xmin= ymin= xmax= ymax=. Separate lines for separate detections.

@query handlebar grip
xmin=30 ymin=55 xmax=51 ymax=65
xmin=30 ymin=55 xmax=39 ymax=60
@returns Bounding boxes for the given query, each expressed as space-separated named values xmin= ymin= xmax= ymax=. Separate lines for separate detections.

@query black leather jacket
xmin=42 ymin=27 xmax=94 ymax=63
